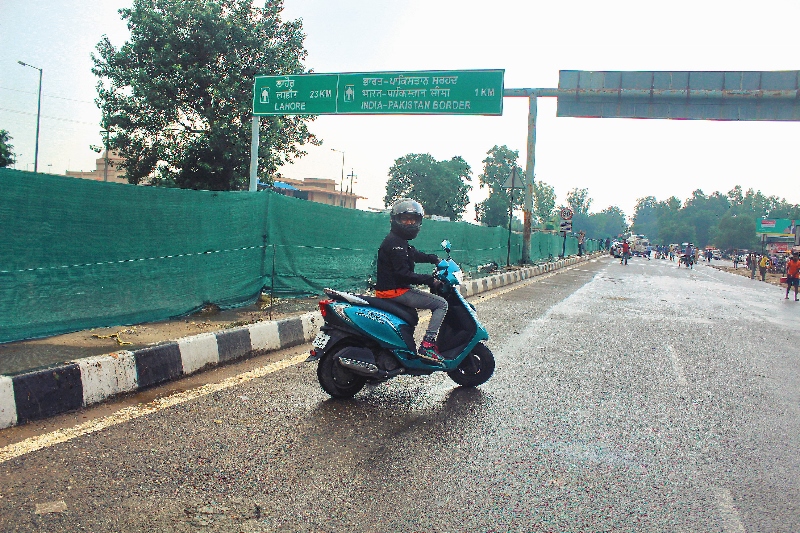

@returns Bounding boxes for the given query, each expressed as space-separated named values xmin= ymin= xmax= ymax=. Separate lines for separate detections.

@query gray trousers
xmin=390 ymin=288 xmax=448 ymax=340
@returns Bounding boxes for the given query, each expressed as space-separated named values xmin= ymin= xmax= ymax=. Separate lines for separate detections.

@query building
xmin=267 ymin=177 xmax=365 ymax=209
xmin=63 ymin=156 xmax=367 ymax=210
xmin=65 ymin=150 xmax=127 ymax=184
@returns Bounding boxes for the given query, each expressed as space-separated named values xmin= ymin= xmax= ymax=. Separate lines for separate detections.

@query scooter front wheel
xmin=448 ymin=342 xmax=495 ymax=387
xmin=317 ymin=350 xmax=367 ymax=399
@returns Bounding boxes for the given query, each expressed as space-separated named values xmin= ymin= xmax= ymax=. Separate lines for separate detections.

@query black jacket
xmin=376 ymin=230 xmax=439 ymax=291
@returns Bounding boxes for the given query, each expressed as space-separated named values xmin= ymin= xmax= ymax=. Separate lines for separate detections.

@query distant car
xmin=712 ymin=249 xmax=722 ymax=260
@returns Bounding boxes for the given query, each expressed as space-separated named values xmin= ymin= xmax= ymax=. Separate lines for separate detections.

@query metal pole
xmin=34 ymin=67 xmax=42 ymax=173
xmin=522 ymin=95 xmax=537 ymax=264
xmin=339 ymin=153 xmax=344 ymax=206
xmin=506 ymin=167 xmax=516 ymax=267
xmin=248 ymin=116 xmax=259 ymax=191
xmin=331 ymin=149 xmax=344 ymax=206
xmin=503 ymin=87 xmax=800 ymax=100
xmin=102 ymin=130 xmax=109 ymax=182
xmin=347 ymin=169 xmax=357 ymax=208
xmin=17 ymin=61 xmax=43 ymax=173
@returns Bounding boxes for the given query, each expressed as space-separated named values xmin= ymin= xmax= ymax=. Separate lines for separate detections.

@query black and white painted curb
xmin=0 ymin=254 xmax=594 ymax=429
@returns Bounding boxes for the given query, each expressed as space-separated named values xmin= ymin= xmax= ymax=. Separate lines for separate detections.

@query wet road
xmin=0 ymin=256 xmax=798 ymax=532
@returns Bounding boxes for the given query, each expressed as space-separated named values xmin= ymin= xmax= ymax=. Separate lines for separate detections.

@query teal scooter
xmin=308 ymin=240 xmax=495 ymax=398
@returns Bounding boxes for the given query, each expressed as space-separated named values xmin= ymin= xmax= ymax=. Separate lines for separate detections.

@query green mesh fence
xmin=0 ymin=169 xmax=578 ymax=343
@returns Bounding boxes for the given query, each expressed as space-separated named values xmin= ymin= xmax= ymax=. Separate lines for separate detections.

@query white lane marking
xmin=0 ymin=353 xmax=309 ymax=464
xmin=0 ymin=264 xmax=588 ymax=462
xmin=666 ymin=344 xmax=688 ymax=386
xmin=716 ymin=488 xmax=746 ymax=533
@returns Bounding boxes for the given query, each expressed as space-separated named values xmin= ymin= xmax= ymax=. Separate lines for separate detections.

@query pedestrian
xmin=759 ymin=254 xmax=770 ymax=282
xmin=732 ymin=252 xmax=739 ymax=269
xmin=376 ymin=198 xmax=447 ymax=363
xmin=785 ymin=250 xmax=800 ymax=301
xmin=620 ymin=240 xmax=630 ymax=265
xmin=749 ymin=253 xmax=757 ymax=279
xmin=605 ymin=237 xmax=611 ymax=251
xmin=578 ymin=231 xmax=585 ymax=256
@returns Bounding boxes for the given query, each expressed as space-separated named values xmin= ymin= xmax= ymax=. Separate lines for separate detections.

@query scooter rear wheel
xmin=317 ymin=350 xmax=367 ymax=398
xmin=448 ymin=342 xmax=495 ymax=387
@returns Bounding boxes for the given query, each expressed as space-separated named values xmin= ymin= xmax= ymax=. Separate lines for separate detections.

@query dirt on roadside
xmin=0 ymin=295 xmax=323 ymax=376
xmin=708 ymin=264 xmax=787 ymax=288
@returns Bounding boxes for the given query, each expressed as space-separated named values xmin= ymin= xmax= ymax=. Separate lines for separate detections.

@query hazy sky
xmin=2 ymin=0 xmax=799 ymax=221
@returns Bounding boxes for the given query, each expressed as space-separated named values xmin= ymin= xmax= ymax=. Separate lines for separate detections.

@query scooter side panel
xmin=341 ymin=305 xmax=409 ymax=350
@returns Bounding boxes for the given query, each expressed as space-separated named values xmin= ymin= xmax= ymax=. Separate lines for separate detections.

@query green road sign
xmin=253 ymin=70 xmax=504 ymax=116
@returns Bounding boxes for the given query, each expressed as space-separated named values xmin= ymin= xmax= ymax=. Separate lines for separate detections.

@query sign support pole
xmin=248 ymin=116 xmax=259 ymax=192
xmin=506 ymin=167 xmax=517 ymax=267
xmin=522 ymin=95 xmax=537 ymax=264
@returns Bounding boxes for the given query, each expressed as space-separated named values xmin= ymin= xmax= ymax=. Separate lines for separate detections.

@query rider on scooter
xmin=376 ymin=199 xmax=447 ymax=363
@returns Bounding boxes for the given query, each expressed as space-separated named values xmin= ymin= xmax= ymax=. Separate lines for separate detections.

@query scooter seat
xmin=358 ymin=295 xmax=419 ymax=327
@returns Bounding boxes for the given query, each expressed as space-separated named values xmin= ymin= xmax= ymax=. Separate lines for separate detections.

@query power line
xmin=0 ymin=107 xmax=98 ymax=126
xmin=0 ymin=85 xmax=95 ymax=104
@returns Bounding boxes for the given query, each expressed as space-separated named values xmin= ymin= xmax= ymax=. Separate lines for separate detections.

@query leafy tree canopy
xmin=0 ymin=130 xmax=15 ymax=168
xmin=565 ymin=187 xmax=592 ymax=216
xmin=533 ymin=181 xmax=556 ymax=228
xmin=92 ymin=0 xmax=318 ymax=190
xmin=629 ymin=186 xmax=797 ymax=250
xmin=474 ymin=145 xmax=524 ymax=227
xmin=384 ymin=153 xmax=472 ymax=220
xmin=591 ymin=206 xmax=628 ymax=239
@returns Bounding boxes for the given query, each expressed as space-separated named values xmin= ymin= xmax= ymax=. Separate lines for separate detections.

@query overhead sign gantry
xmin=251 ymin=69 xmax=800 ymax=263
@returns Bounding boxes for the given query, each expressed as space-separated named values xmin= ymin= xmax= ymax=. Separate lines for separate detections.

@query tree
xmin=563 ymin=187 xmax=593 ymax=237
xmin=590 ymin=206 xmax=627 ymax=239
xmin=565 ymin=187 xmax=592 ymax=215
xmin=384 ymin=153 xmax=472 ymax=220
xmin=533 ymin=180 xmax=556 ymax=227
xmin=474 ymin=145 xmax=524 ymax=227
xmin=714 ymin=214 xmax=757 ymax=250
xmin=92 ymin=0 xmax=318 ymax=190
xmin=631 ymin=196 xmax=659 ymax=239
xmin=0 ymin=130 xmax=15 ymax=168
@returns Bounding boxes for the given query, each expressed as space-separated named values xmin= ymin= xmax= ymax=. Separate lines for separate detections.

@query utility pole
xmin=17 ymin=61 xmax=43 ymax=173
xmin=346 ymin=169 xmax=357 ymax=208
xmin=331 ymin=149 xmax=345 ymax=207
xmin=101 ymin=129 xmax=110 ymax=182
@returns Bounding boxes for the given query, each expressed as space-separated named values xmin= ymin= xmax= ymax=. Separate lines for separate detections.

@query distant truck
xmin=629 ymin=234 xmax=651 ymax=256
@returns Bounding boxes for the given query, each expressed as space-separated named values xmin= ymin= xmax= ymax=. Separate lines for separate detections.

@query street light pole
xmin=331 ymin=148 xmax=344 ymax=207
xmin=101 ymin=129 xmax=110 ymax=182
xmin=17 ymin=61 xmax=42 ymax=173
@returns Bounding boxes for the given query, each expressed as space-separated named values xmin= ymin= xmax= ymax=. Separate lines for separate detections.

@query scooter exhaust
xmin=338 ymin=357 xmax=381 ymax=376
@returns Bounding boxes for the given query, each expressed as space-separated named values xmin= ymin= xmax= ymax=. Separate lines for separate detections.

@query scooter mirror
xmin=441 ymin=240 xmax=451 ymax=254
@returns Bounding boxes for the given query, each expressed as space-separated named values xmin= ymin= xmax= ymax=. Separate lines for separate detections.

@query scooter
xmin=307 ymin=240 xmax=495 ymax=398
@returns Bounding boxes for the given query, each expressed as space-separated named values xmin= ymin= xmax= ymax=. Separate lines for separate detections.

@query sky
xmin=1 ymin=0 xmax=799 ymax=222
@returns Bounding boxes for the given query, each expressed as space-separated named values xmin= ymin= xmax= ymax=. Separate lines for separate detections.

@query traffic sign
xmin=560 ymin=207 xmax=573 ymax=220
xmin=502 ymin=168 xmax=524 ymax=189
xmin=560 ymin=221 xmax=572 ymax=232
xmin=253 ymin=70 xmax=504 ymax=116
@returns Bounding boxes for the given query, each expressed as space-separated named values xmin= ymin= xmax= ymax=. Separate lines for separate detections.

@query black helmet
xmin=390 ymin=198 xmax=424 ymax=240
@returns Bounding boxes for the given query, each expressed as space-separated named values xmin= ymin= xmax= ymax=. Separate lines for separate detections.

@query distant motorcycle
xmin=679 ymin=253 xmax=694 ymax=269
xmin=307 ymin=239 xmax=495 ymax=398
